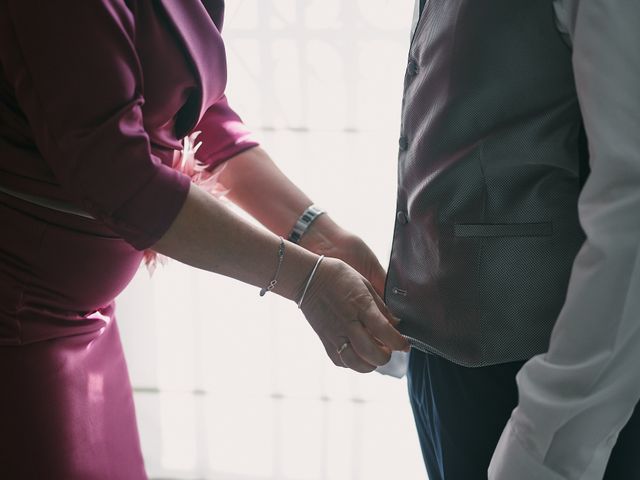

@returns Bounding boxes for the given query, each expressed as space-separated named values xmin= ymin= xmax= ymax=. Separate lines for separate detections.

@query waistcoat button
xmin=396 ymin=211 xmax=408 ymax=224
xmin=399 ymin=135 xmax=409 ymax=151
xmin=407 ymin=59 xmax=419 ymax=76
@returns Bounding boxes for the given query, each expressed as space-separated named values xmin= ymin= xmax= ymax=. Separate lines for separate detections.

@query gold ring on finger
xmin=337 ymin=341 xmax=350 ymax=355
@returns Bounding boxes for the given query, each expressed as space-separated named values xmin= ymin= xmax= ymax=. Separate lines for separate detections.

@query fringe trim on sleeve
xmin=143 ymin=131 xmax=229 ymax=276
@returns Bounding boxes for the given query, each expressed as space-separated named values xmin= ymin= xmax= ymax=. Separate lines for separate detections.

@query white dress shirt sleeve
xmin=488 ymin=1 xmax=640 ymax=479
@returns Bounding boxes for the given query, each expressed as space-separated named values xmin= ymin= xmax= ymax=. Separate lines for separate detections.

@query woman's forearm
xmin=217 ymin=146 xmax=347 ymax=243
xmin=152 ymin=182 xmax=316 ymax=301
xmin=218 ymin=146 xmax=350 ymax=252
xmin=218 ymin=146 xmax=312 ymax=236
xmin=217 ymin=146 xmax=387 ymax=294
xmin=151 ymin=181 xmax=409 ymax=371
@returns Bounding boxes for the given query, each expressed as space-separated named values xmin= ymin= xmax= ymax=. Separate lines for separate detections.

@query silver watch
xmin=288 ymin=204 xmax=326 ymax=244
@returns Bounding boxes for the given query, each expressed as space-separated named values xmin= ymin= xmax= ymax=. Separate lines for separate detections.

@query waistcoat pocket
xmin=454 ymin=222 xmax=553 ymax=238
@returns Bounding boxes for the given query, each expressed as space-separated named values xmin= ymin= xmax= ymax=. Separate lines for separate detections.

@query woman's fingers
xmin=336 ymin=340 xmax=377 ymax=373
xmin=302 ymin=257 xmax=409 ymax=373
xmin=357 ymin=286 xmax=410 ymax=352
xmin=322 ymin=331 xmax=378 ymax=373
xmin=345 ymin=320 xmax=393 ymax=366
xmin=320 ymin=336 xmax=345 ymax=367
xmin=364 ymin=280 xmax=401 ymax=327
xmin=366 ymin=253 xmax=387 ymax=297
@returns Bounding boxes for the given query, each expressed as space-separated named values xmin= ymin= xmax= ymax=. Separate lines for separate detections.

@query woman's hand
xmin=299 ymin=215 xmax=387 ymax=296
xmin=299 ymin=257 xmax=409 ymax=373
xmin=154 ymin=185 xmax=407 ymax=374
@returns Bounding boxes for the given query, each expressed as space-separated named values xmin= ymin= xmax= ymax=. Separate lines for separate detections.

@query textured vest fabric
xmin=385 ymin=0 xmax=588 ymax=367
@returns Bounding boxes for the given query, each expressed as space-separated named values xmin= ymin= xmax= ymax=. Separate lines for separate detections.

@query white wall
xmin=117 ymin=2 xmax=426 ymax=478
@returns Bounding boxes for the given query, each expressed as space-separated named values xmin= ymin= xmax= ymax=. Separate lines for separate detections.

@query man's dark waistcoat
xmin=385 ymin=0 xmax=588 ymax=366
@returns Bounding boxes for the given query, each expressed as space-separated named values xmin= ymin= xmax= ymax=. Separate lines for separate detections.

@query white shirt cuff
xmin=489 ymin=421 xmax=565 ymax=480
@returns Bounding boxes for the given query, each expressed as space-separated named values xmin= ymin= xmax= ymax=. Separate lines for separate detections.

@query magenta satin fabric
xmin=0 ymin=0 xmax=258 ymax=478
xmin=0 ymin=196 xmax=147 ymax=479
xmin=0 ymin=0 xmax=258 ymax=249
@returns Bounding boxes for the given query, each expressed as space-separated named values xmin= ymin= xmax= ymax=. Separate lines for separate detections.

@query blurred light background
xmin=117 ymin=1 xmax=426 ymax=478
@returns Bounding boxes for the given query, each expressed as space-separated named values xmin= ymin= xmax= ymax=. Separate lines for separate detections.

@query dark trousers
xmin=407 ymin=349 xmax=640 ymax=480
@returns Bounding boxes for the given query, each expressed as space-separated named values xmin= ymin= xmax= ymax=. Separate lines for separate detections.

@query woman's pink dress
xmin=0 ymin=1 xmax=257 ymax=478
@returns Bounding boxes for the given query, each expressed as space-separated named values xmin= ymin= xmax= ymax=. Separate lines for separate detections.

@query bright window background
xmin=117 ymin=1 xmax=426 ymax=479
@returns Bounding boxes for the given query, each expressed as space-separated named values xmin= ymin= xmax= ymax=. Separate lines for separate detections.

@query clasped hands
xmin=298 ymin=224 xmax=410 ymax=373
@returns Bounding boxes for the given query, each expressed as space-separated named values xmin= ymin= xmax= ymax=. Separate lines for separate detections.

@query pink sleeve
xmin=1 ymin=0 xmax=191 ymax=250
xmin=194 ymin=95 xmax=260 ymax=171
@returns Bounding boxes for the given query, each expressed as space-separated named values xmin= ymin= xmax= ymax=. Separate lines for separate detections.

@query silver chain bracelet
xmin=259 ymin=237 xmax=286 ymax=296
